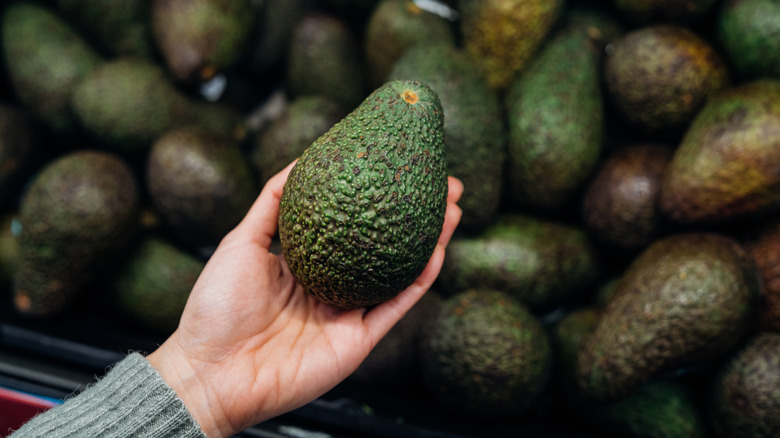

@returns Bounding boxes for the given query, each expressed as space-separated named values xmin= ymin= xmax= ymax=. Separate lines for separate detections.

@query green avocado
xmin=279 ymin=80 xmax=447 ymax=310
xmin=718 ymin=0 xmax=780 ymax=80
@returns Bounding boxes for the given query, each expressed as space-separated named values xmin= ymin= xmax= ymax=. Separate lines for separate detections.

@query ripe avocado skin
xmin=279 ymin=80 xmax=447 ymax=310
xmin=577 ymin=233 xmax=759 ymax=402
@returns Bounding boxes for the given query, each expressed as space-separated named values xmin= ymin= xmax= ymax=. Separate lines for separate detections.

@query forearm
xmin=9 ymin=352 xmax=206 ymax=438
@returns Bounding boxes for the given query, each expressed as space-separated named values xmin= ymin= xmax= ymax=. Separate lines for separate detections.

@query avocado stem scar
xmin=402 ymin=90 xmax=419 ymax=104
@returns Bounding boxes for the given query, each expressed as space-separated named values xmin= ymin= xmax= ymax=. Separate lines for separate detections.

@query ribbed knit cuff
xmin=9 ymin=352 xmax=207 ymax=438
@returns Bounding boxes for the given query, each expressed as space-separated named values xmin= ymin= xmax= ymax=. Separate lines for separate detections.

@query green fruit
xmin=71 ymin=57 xmax=245 ymax=155
xmin=287 ymin=13 xmax=366 ymax=110
xmin=389 ymin=43 xmax=505 ymax=232
xmin=660 ymin=80 xmax=780 ymax=224
xmin=458 ymin=0 xmax=563 ymax=90
xmin=577 ymin=233 xmax=759 ymax=402
xmin=710 ymin=332 xmax=780 ymax=438
xmin=439 ymin=214 xmax=600 ymax=313
xmin=147 ymin=126 xmax=257 ymax=249
xmin=245 ymin=0 xmax=310 ymax=76
xmin=111 ymin=236 xmax=205 ymax=334
xmin=14 ymin=151 xmax=140 ymax=318
xmin=251 ymin=95 xmax=346 ymax=185
xmin=612 ymin=0 xmax=717 ymax=24
xmin=420 ymin=289 xmax=552 ymax=418
xmin=364 ymin=0 xmax=455 ymax=88
xmin=718 ymin=0 xmax=780 ymax=80
xmin=1 ymin=1 xmax=101 ymax=135
xmin=505 ymin=22 xmax=605 ymax=210
xmin=0 ymin=104 xmax=36 ymax=206
xmin=279 ymin=80 xmax=447 ymax=310
xmin=151 ymin=0 xmax=255 ymax=83
xmin=604 ymin=25 xmax=730 ymax=137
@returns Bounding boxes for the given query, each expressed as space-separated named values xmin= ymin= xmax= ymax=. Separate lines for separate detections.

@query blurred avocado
xmin=14 ymin=151 xmax=141 ymax=318
xmin=439 ymin=214 xmax=600 ymax=313
xmin=0 ymin=104 xmax=36 ymax=206
xmin=505 ymin=20 xmax=605 ymax=211
xmin=1 ymin=1 xmax=101 ymax=136
xmin=582 ymin=144 xmax=673 ymax=251
xmin=364 ymin=0 xmax=455 ymax=89
xmin=286 ymin=12 xmax=366 ymax=110
xmin=420 ymin=289 xmax=553 ymax=419
xmin=246 ymin=0 xmax=311 ymax=78
xmin=111 ymin=235 xmax=205 ymax=334
xmin=250 ymin=95 xmax=346 ymax=185
xmin=458 ymin=0 xmax=563 ymax=91
xmin=71 ymin=57 xmax=245 ymax=156
xmin=389 ymin=43 xmax=506 ymax=233
xmin=718 ymin=0 xmax=780 ymax=80
xmin=709 ymin=332 xmax=780 ymax=438
xmin=660 ymin=80 xmax=780 ymax=224
xmin=612 ymin=0 xmax=717 ymax=24
xmin=0 ymin=213 xmax=19 ymax=293
xmin=147 ymin=126 xmax=257 ymax=250
xmin=54 ymin=0 xmax=155 ymax=58
xmin=741 ymin=218 xmax=780 ymax=331
xmin=604 ymin=25 xmax=730 ymax=138
xmin=577 ymin=233 xmax=759 ymax=402
xmin=151 ymin=0 xmax=255 ymax=84
xmin=562 ymin=3 xmax=625 ymax=49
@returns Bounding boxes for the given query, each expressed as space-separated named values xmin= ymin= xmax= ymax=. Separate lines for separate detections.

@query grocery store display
xmin=279 ymin=80 xmax=447 ymax=310
xmin=390 ymin=42 xmax=505 ymax=233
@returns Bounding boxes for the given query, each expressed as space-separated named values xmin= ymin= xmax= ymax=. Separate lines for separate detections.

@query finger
xmin=439 ymin=200 xmax=462 ymax=248
xmin=447 ymin=176 xmax=464 ymax=204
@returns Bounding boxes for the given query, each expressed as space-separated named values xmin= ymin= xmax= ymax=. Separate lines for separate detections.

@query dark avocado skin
xmin=710 ymin=332 xmax=780 ymax=438
xmin=438 ymin=214 xmax=600 ymax=313
xmin=742 ymin=219 xmax=780 ymax=331
xmin=612 ymin=0 xmax=717 ymax=24
xmin=279 ymin=80 xmax=447 ymax=310
xmin=577 ymin=233 xmax=759 ymax=402
xmin=420 ymin=289 xmax=552 ymax=419
xmin=389 ymin=43 xmax=505 ymax=233
xmin=660 ymin=80 xmax=780 ymax=224
xmin=14 ymin=151 xmax=140 ymax=318
xmin=718 ymin=0 xmax=780 ymax=80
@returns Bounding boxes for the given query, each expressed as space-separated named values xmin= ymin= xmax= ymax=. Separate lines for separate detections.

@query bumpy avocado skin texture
xmin=112 ymin=236 xmax=205 ymax=334
xmin=1 ymin=1 xmax=101 ymax=135
xmin=505 ymin=22 xmax=604 ymax=211
xmin=15 ymin=151 xmax=140 ymax=318
xmin=710 ymin=332 xmax=780 ymax=438
xmin=604 ymin=25 xmax=730 ymax=137
xmin=718 ymin=0 xmax=780 ymax=80
xmin=251 ymin=96 xmax=347 ymax=185
xmin=439 ymin=214 xmax=600 ymax=313
xmin=390 ymin=43 xmax=505 ymax=233
xmin=420 ymin=289 xmax=552 ymax=419
xmin=147 ymin=126 xmax=257 ymax=250
xmin=577 ymin=233 xmax=759 ymax=402
xmin=459 ymin=0 xmax=563 ymax=91
xmin=287 ymin=13 xmax=366 ymax=110
xmin=660 ymin=80 xmax=780 ymax=224
xmin=279 ymin=80 xmax=447 ymax=310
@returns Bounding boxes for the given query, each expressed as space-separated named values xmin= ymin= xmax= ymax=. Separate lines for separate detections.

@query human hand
xmin=147 ymin=162 xmax=463 ymax=437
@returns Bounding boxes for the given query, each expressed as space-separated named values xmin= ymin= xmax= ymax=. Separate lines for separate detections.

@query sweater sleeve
xmin=8 ymin=352 xmax=207 ymax=438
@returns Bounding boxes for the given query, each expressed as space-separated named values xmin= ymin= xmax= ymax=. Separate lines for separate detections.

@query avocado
xmin=364 ymin=0 xmax=455 ymax=89
xmin=660 ymin=80 xmax=780 ymax=224
xmin=420 ymin=289 xmax=552 ymax=419
xmin=14 ymin=151 xmax=140 ymax=318
xmin=718 ymin=0 xmax=780 ymax=80
xmin=389 ymin=43 xmax=506 ymax=233
xmin=603 ymin=25 xmax=730 ymax=138
xmin=251 ymin=95 xmax=346 ymax=185
xmin=287 ymin=13 xmax=366 ymax=110
xmin=54 ymin=0 xmax=154 ymax=58
xmin=147 ymin=126 xmax=257 ymax=250
xmin=709 ymin=332 xmax=780 ymax=438
xmin=741 ymin=219 xmax=780 ymax=331
xmin=458 ymin=0 xmax=564 ymax=91
xmin=438 ymin=214 xmax=600 ymax=313
xmin=1 ymin=1 xmax=101 ymax=135
xmin=0 ymin=104 xmax=36 ymax=206
xmin=151 ymin=0 xmax=255 ymax=84
xmin=577 ymin=233 xmax=759 ymax=402
xmin=504 ymin=20 xmax=605 ymax=211
xmin=612 ymin=0 xmax=717 ymax=24
xmin=71 ymin=57 xmax=245 ymax=156
xmin=111 ymin=235 xmax=205 ymax=334
xmin=582 ymin=144 xmax=673 ymax=251
xmin=279 ymin=80 xmax=447 ymax=310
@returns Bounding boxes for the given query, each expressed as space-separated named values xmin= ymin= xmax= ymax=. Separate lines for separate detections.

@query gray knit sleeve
xmin=9 ymin=352 xmax=207 ymax=438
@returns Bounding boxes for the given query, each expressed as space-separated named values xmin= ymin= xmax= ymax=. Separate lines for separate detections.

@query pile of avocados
xmin=1 ymin=0 xmax=779 ymax=436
